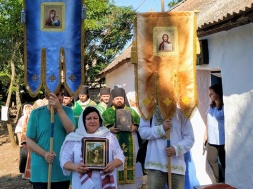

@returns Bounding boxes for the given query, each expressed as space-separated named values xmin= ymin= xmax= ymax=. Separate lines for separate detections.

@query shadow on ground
xmin=0 ymin=174 xmax=32 ymax=189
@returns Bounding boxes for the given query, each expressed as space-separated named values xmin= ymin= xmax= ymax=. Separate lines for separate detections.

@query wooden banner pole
xmin=161 ymin=0 xmax=165 ymax=12
xmin=47 ymin=106 xmax=54 ymax=189
xmin=166 ymin=129 xmax=172 ymax=189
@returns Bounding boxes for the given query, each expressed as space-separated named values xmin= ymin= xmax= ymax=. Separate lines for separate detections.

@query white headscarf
xmin=61 ymin=106 xmax=110 ymax=152
xmin=22 ymin=104 xmax=32 ymax=115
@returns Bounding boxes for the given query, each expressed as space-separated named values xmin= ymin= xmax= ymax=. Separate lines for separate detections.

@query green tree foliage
xmin=0 ymin=0 xmax=24 ymax=145
xmin=168 ymin=0 xmax=183 ymax=8
xmin=0 ymin=0 xmax=21 ymax=82
xmin=84 ymin=0 xmax=135 ymax=86
xmin=0 ymin=0 xmax=24 ymax=106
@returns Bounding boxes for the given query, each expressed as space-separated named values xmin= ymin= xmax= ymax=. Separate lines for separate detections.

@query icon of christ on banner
xmin=136 ymin=12 xmax=198 ymax=121
xmin=153 ymin=27 xmax=177 ymax=55
xmin=159 ymin=34 xmax=172 ymax=51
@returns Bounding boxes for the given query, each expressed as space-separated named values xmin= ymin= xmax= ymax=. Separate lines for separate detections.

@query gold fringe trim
xmin=117 ymin=133 xmax=136 ymax=184
xmin=60 ymin=47 xmax=65 ymax=87
xmin=24 ymin=0 xmax=42 ymax=98
xmin=62 ymin=0 xmax=85 ymax=96
xmin=196 ymin=38 xmax=200 ymax=55
xmin=23 ymin=0 xmax=28 ymax=94
xmin=131 ymin=40 xmax=138 ymax=64
xmin=41 ymin=48 xmax=47 ymax=93
xmin=64 ymin=0 xmax=85 ymax=97
xmin=179 ymin=12 xmax=198 ymax=119
xmin=131 ymin=17 xmax=138 ymax=64
xmin=80 ymin=0 xmax=85 ymax=86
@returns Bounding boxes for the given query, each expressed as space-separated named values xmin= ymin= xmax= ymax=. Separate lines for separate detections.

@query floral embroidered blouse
xmin=139 ymin=108 xmax=194 ymax=175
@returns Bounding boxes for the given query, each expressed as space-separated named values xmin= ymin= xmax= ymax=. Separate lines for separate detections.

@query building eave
xmin=197 ymin=7 xmax=253 ymax=37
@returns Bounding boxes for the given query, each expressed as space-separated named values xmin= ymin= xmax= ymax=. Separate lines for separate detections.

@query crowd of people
xmin=14 ymin=83 xmax=225 ymax=189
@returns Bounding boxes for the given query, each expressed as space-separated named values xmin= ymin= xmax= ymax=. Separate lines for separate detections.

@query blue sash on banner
xmin=24 ymin=0 xmax=84 ymax=97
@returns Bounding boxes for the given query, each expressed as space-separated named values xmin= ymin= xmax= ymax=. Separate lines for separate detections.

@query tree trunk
xmin=7 ymin=123 xmax=16 ymax=147
xmin=14 ymin=79 xmax=22 ymax=123
xmin=5 ymin=41 xmax=21 ymax=147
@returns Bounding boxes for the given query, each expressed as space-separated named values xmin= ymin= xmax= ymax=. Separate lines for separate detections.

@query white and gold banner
xmin=134 ymin=11 xmax=198 ymax=120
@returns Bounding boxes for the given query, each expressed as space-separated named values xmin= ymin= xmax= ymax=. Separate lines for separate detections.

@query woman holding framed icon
xmin=60 ymin=106 xmax=125 ymax=189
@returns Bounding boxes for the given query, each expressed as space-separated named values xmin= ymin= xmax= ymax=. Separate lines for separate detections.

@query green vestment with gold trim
xmin=102 ymin=106 xmax=140 ymax=184
xmin=72 ymin=101 xmax=83 ymax=128
xmin=95 ymin=102 xmax=107 ymax=115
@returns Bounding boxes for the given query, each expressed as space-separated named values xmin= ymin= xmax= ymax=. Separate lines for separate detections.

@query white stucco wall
xmin=190 ymin=70 xmax=216 ymax=186
xmin=105 ymin=61 xmax=135 ymax=94
xmin=202 ymin=23 xmax=253 ymax=189
xmin=105 ymin=23 xmax=253 ymax=188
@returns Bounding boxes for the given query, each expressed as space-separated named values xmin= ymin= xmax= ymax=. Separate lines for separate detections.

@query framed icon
xmin=81 ymin=137 xmax=109 ymax=169
xmin=153 ymin=26 xmax=178 ymax=55
xmin=41 ymin=2 xmax=65 ymax=31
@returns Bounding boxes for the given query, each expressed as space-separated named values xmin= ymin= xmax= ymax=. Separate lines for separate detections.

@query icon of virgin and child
xmin=45 ymin=9 xmax=61 ymax=27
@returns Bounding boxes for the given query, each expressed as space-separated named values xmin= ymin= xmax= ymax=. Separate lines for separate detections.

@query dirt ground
xmin=0 ymin=125 xmax=32 ymax=189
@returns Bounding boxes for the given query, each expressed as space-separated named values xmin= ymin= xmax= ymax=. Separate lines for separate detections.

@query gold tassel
xmin=196 ymin=38 xmax=200 ymax=55
xmin=131 ymin=40 xmax=138 ymax=64
xmin=131 ymin=17 xmax=138 ymax=64
xmin=41 ymin=48 xmax=46 ymax=91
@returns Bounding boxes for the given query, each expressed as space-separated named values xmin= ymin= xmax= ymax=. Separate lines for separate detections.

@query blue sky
xmin=112 ymin=0 xmax=172 ymax=12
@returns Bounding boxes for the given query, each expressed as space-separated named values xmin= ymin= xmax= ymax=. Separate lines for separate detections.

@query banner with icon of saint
xmin=24 ymin=0 xmax=84 ymax=96
xmin=134 ymin=11 xmax=198 ymax=120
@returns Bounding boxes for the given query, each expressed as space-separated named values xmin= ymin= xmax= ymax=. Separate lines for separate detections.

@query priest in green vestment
xmin=72 ymin=85 xmax=97 ymax=128
xmin=76 ymin=85 xmax=97 ymax=109
xmin=102 ymin=87 xmax=143 ymax=189
xmin=96 ymin=87 xmax=111 ymax=114
xmin=71 ymin=101 xmax=83 ymax=128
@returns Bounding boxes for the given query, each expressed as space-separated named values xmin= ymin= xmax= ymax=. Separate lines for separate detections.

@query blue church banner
xmin=24 ymin=0 xmax=84 ymax=97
